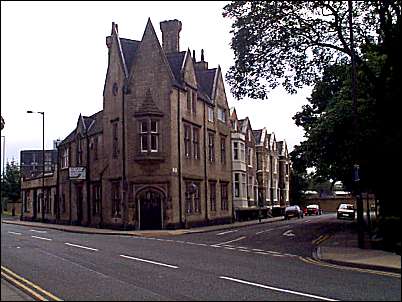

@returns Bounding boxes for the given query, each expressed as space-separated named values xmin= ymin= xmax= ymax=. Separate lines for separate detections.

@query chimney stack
xmin=160 ymin=19 xmax=182 ymax=53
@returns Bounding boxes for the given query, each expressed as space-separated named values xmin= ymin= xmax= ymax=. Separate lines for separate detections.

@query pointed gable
xmin=135 ymin=89 xmax=164 ymax=117
xmin=182 ymin=49 xmax=198 ymax=88
xmin=119 ymin=38 xmax=141 ymax=75
xmin=166 ymin=51 xmax=186 ymax=87
xmin=129 ymin=18 xmax=174 ymax=84
xmin=195 ymin=68 xmax=216 ymax=104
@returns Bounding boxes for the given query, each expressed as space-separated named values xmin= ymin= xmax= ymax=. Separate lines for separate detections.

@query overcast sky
xmin=1 ymin=1 xmax=311 ymax=173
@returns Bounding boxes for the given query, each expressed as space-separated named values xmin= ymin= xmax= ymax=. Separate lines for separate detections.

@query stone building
xmin=21 ymin=18 xmax=233 ymax=230
xmin=229 ymin=109 xmax=261 ymax=220
xmin=277 ymin=140 xmax=291 ymax=207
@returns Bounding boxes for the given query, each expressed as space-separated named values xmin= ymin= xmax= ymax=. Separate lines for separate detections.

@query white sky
xmin=1 ymin=1 xmax=311 ymax=173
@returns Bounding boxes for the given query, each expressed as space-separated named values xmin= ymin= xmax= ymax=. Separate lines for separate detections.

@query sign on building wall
xmin=69 ymin=167 xmax=86 ymax=180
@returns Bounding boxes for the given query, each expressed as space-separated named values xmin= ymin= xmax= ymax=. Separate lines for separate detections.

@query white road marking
xmin=282 ymin=230 xmax=295 ymax=237
xmin=16 ymin=247 xmax=21 ymax=249
xmin=224 ymin=247 xmax=236 ymax=250
xmin=213 ymin=236 xmax=246 ymax=247
xmin=120 ymin=254 xmax=178 ymax=269
xmin=7 ymin=231 xmax=22 ymax=235
xmin=255 ymin=252 xmax=270 ymax=255
xmin=256 ymin=229 xmax=273 ymax=235
xmin=31 ymin=236 xmax=52 ymax=241
xmin=216 ymin=230 xmax=238 ymax=236
xmin=266 ymin=250 xmax=281 ymax=254
xmin=304 ymin=220 xmax=312 ymax=223
xmin=252 ymin=248 xmax=264 ymax=252
xmin=30 ymin=229 xmax=47 ymax=233
xmin=219 ymin=276 xmax=338 ymax=301
xmin=65 ymin=243 xmax=98 ymax=251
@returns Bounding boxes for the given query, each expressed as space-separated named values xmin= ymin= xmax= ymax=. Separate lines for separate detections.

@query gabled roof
xmin=195 ymin=68 xmax=216 ymax=103
xmin=253 ymin=130 xmax=262 ymax=144
xmin=60 ymin=110 xmax=103 ymax=146
xmin=135 ymin=89 xmax=163 ymax=116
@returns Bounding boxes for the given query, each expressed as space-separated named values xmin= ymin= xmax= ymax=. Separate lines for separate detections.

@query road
xmin=1 ymin=214 xmax=400 ymax=301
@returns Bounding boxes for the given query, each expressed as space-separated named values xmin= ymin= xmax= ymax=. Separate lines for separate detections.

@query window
xmin=240 ymin=143 xmax=245 ymax=161
xmin=93 ymin=183 xmax=101 ymax=215
xmin=77 ymin=138 xmax=83 ymax=165
xmin=150 ymin=120 xmax=158 ymax=152
xmin=112 ymin=122 xmax=119 ymax=158
xmin=193 ymin=127 xmax=200 ymax=160
xmin=248 ymin=148 xmax=253 ymax=167
xmin=24 ymin=190 xmax=30 ymax=212
xmin=208 ymin=107 xmax=214 ymax=122
xmin=192 ymin=91 xmax=197 ymax=114
xmin=221 ymin=183 xmax=228 ymax=211
xmin=241 ymin=173 xmax=247 ymax=198
xmin=210 ymin=182 xmax=216 ymax=211
xmin=286 ymin=163 xmax=289 ymax=176
xmin=187 ymin=90 xmax=192 ymax=111
xmin=93 ymin=136 xmax=98 ymax=160
xmin=111 ymin=181 xmax=121 ymax=217
xmin=274 ymin=158 xmax=277 ymax=173
xmin=248 ymin=176 xmax=253 ymax=199
xmin=233 ymin=142 xmax=239 ymax=160
xmin=61 ymin=193 xmax=66 ymax=213
xmin=220 ymin=137 xmax=226 ymax=164
xmin=184 ymin=125 xmax=191 ymax=158
xmin=45 ymin=189 xmax=51 ymax=214
xmin=185 ymin=181 xmax=200 ymax=214
xmin=234 ymin=173 xmax=240 ymax=198
xmin=140 ymin=119 xmax=160 ymax=153
xmin=208 ymin=133 xmax=215 ymax=162
xmin=218 ymin=107 xmax=226 ymax=122
xmin=61 ymin=148 xmax=69 ymax=168
xmin=140 ymin=121 xmax=148 ymax=152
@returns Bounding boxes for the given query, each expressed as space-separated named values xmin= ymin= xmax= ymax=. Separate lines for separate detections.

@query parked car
xmin=306 ymin=204 xmax=322 ymax=215
xmin=337 ymin=203 xmax=355 ymax=219
xmin=284 ymin=205 xmax=304 ymax=220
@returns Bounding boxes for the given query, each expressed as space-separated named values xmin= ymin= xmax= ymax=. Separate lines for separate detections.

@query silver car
xmin=284 ymin=205 xmax=304 ymax=220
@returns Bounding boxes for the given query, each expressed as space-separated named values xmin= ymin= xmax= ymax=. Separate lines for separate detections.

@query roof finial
xmin=192 ymin=50 xmax=196 ymax=62
xmin=201 ymin=49 xmax=205 ymax=61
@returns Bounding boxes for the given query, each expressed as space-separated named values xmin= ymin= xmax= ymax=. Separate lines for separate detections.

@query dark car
xmin=337 ymin=203 xmax=355 ymax=219
xmin=284 ymin=205 xmax=304 ymax=220
xmin=306 ymin=204 xmax=322 ymax=215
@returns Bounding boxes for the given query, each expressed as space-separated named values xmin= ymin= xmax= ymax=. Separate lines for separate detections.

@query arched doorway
xmin=137 ymin=188 xmax=164 ymax=230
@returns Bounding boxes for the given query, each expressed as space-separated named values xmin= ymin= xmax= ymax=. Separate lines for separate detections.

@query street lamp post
xmin=1 ymin=135 xmax=5 ymax=214
xmin=27 ymin=110 xmax=45 ymax=222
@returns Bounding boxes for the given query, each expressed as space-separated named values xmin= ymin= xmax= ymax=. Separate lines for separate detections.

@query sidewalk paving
xmin=1 ymin=278 xmax=34 ymax=301
xmin=315 ymin=224 xmax=401 ymax=274
xmin=1 ymin=216 xmax=285 ymax=237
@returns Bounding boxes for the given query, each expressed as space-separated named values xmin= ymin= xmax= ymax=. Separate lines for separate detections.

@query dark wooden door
xmin=139 ymin=190 xmax=162 ymax=230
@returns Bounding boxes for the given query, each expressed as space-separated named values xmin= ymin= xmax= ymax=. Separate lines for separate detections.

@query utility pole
xmin=348 ymin=0 xmax=364 ymax=248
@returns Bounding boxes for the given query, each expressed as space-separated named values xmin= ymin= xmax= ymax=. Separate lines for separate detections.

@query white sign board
xmin=69 ymin=167 xmax=86 ymax=180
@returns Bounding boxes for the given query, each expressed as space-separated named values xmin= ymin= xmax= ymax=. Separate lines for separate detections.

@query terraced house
xmin=21 ymin=18 xmax=233 ymax=230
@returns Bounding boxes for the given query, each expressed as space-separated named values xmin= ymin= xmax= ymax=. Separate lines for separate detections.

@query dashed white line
xmin=30 ymin=229 xmax=47 ymax=234
xmin=31 ymin=236 xmax=52 ymax=241
xmin=252 ymin=248 xmax=264 ymax=252
xmin=216 ymin=230 xmax=238 ymax=236
xmin=256 ymin=229 xmax=273 ymax=235
xmin=7 ymin=231 xmax=22 ymax=235
xmin=213 ymin=236 xmax=246 ymax=247
xmin=120 ymin=254 xmax=178 ymax=269
xmin=219 ymin=276 xmax=338 ymax=301
xmin=65 ymin=243 xmax=98 ymax=251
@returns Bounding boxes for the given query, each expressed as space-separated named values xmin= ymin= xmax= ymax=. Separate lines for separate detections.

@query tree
xmin=223 ymin=1 xmax=400 ymax=100
xmin=1 ymin=161 xmax=21 ymax=210
xmin=224 ymin=1 xmax=401 ymax=217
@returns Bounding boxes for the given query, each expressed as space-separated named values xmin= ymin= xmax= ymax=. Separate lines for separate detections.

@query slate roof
xmin=120 ymin=38 xmax=141 ymax=74
xmin=253 ymin=130 xmax=262 ymax=144
xmin=60 ymin=110 xmax=103 ymax=146
xmin=195 ymin=68 xmax=216 ymax=100
xmin=277 ymin=141 xmax=284 ymax=155
xmin=165 ymin=51 xmax=186 ymax=86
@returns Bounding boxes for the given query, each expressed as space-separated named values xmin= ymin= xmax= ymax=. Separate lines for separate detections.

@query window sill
xmin=134 ymin=153 xmax=165 ymax=163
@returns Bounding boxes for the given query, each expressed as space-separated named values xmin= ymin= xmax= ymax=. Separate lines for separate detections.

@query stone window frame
xmin=111 ymin=181 xmax=121 ymax=218
xmin=208 ymin=132 xmax=215 ymax=162
xmin=221 ymin=182 xmax=229 ymax=211
xmin=184 ymin=124 xmax=191 ymax=158
xmin=61 ymin=147 xmax=69 ymax=169
xmin=192 ymin=127 xmax=200 ymax=160
xmin=112 ymin=121 xmax=119 ymax=158
xmin=185 ymin=181 xmax=201 ymax=214
xmin=139 ymin=118 xmax=160 ymax=154
xmin=209 ymin=181 xmax=217 ymax=212
xmin=234 ymin=173 xmax=240 ymax=198
xmin=233 ymin=142 xmax=239 ymax=160
xmin=207 ymin=106 xmax=214 ymax=123
xmin=92 ymin=182 xmax=101 ymax=216
xmin=220 ymin=136 xmax=226 ymax=165
xmin=217 ymin=107 xmax=226 ymax=123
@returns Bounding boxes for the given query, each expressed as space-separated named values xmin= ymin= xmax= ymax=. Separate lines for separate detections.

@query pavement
xmin=1 ymin=278 xmax=34 ymax=301
xmin=314 ymin=222 xmax=401 ymax=274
